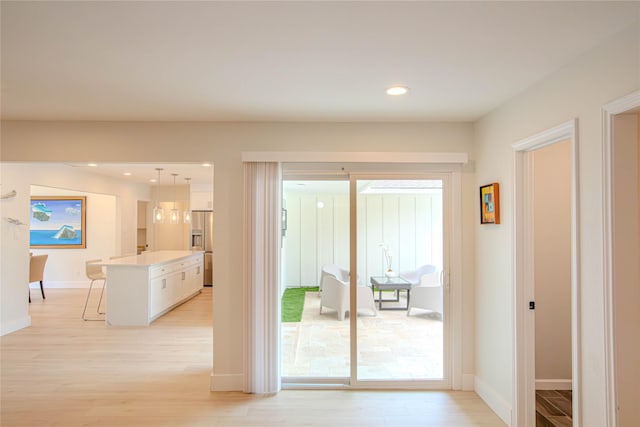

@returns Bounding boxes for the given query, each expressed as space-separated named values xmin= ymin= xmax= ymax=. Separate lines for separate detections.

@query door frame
xmin=602 ymin=89 xmax=640 ymax=426
xmin=511 ymin=119 xmax=580 ymax=426
xmin=276 ymin=157 xmax=467 ymax=390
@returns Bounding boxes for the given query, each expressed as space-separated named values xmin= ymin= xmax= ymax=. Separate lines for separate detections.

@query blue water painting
xmin=30 ymin=197 xmax=84 ymax=247
xmin=30 ymin=229 xmax=83 ymax=246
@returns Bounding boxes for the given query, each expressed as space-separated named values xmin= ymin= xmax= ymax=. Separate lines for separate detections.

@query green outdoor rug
xmin=281 ymin=287 xmax=318 ymax=322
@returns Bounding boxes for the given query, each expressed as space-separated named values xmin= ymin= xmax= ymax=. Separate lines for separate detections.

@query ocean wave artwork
xmin=30 ymin=196 xmax=86 ymax=248
xmin=30 ymin=229 xmax=83 ymax=245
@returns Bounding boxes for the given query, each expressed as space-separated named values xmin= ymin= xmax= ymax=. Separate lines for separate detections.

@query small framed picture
xmin=480 ymin=183 xmax=500 ymax=224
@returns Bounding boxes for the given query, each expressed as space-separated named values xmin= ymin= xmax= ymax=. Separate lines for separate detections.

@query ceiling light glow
xmin=386 ymin=86 xmax=409 ymax=96
xmin=87 ymin=163 xmax=98 ymax=167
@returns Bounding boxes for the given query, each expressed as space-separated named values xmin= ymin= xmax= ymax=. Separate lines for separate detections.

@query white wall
xmin=0 ymin=121 xmax=475 ymax=390
xmin=612 ymin=113 xmax=640 ymax=426
xmin=533 ymin=141 xmax=572 ymax=384
xmin=473 ymin=24 xmax=639 ymax=425
xmin=30 ymin=185 xmax=117 ymax=287
xmin=0 ymin=163 xmax=150 ymax=335
xmin=283 ymin=192 xmax=443 ymax=288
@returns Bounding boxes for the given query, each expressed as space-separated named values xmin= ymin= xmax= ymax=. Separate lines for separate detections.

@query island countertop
xmin=100 ymin=250 xmax=205 ymax=326
xmin=96 ymin=250 xmax=204 ymax=268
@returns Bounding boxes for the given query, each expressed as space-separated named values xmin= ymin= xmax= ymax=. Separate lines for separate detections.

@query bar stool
xmin=82 ymin=259 xmax=106 ymax=321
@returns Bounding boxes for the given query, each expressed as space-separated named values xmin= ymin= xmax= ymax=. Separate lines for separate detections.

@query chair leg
xmin=39 ymin=280 xmax=45 ymax=299
xmin=29 ymin=288 xmax=31 ymax=303
xmin=83 ymin=279 xmax=105 ymax=321
xmin=96 ymin=280 xmax=106 ymax=314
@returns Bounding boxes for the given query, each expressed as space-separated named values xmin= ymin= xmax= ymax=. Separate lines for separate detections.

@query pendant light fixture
xmin=152 ymin=168 xmax=165 ymax=224
xmin=169 ymin=173 xmax=180 ymax=225
xmin=183 ymin=177 xmax=192 ymax=223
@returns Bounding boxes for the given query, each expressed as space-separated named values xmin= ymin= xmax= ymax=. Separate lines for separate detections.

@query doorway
xmin=512 ymin=120 xmax=579 ymax=427
xmin=603 ymin=91 xmax=640 ymax=426
xmin=281 ymin=172 xmax=450 ymax=387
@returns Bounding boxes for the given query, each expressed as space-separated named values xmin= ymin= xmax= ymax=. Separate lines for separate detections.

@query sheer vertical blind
xmin=243 ymin=162 xmax=282 ymax=393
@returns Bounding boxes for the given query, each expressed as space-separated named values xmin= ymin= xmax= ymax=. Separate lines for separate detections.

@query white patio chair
xmin=319 ymin=275 xmax=376 ymax=320
xmin=319 ymin=264 xmax=351 ymax=292
xmin=401 ymin=264 xmax=443 ymax=316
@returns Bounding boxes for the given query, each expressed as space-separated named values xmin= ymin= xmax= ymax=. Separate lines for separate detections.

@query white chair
xmin=319 ymin=264 xmax=351 ymax=292
xmin=82 ymin=259 xmax=106 ymax=321
xmin=401 ymin=264 xmax=443 ymax=316
xmin=320 ymin=273 xmax=376 ymax=321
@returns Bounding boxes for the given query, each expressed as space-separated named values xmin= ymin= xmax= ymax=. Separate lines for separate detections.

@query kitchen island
xmin=98 ymin=250 xmax=204 ymax=326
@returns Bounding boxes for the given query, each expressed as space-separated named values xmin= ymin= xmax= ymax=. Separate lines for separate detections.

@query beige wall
xmin=612 ymin=113 xmax=640 ymax=426
xmin=0 ymin=121 xmax=476 ymax=389
xmin=473 ymin=24 xmax=639 ymax=425
xmin=533 ymin=140 xmax=572 ymax=383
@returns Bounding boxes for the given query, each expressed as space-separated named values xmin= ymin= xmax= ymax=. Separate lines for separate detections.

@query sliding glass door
xmin=281 ymin=173 xmax=449 ymax=387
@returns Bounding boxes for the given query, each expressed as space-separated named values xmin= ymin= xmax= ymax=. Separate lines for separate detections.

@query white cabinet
xmin=104 ymin=251 xmax=204 ymax=326
xmin=191 ymin=191 xmax=213 ymax=210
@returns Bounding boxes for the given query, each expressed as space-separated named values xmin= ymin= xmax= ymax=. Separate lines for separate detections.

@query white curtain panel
xmin=243 ymin=162 xmax=282 ymax=394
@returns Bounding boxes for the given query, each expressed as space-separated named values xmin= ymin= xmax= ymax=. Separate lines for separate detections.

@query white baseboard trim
xmin=30 ymin=281 xmax=91 ymax=289
xmin=1 ymin=315 xmax=31 ymax=336
xmin=210 ymin=373 xmax=244 ymax=391
xmin=462 ymin=374 xmax=475 ymax=391
xmin=474 ymin=376 xmax=512 ymax=426
xmin=535 ymin=379 xmax=572 ymax=390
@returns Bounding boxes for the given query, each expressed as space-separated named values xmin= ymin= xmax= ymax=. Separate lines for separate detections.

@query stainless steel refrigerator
xmin=191 ymin=210 xmax=213 ymax=286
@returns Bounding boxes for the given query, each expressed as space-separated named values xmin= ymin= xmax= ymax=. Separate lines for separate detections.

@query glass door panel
xmin=354 ymin=178 xmax=444 ymax=381
xmin=281 ymin=180 xmax=350 ymax=380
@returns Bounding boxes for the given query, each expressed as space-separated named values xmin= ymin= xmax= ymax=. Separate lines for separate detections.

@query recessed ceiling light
xmin=87 ymin=163 xmax=98 ymax=167
xmin=386 ymin=85 xmax=409 ymax=96
xmin=123 ymin=172 xmax=132 ymax=176
xmin=202 ymin=163 xmax=211 ymax=167
xmin=150 ymin=178 xmax=157 ymax=183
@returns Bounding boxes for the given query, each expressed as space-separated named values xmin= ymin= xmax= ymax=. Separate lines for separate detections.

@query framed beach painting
xmin=30 ymin=196 xmax=86 ymax=248
xmin=480 ymin=183 xmax=500 ymax=224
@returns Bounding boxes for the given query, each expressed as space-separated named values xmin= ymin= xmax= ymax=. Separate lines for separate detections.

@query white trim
xmin=535 ymin=379 xmax=573 ymax=391
xmin=242 ymin=151 xmax=468 ymax=164
xmin=210 ymin=373 xmax=244 ymax=391
xmin=0 ymin=315 xmax=31 ymax=336
xmin=512 ymin=119 xmax=580 ymax=427
xmin=475 ymin=375 xmax=512 ymax=426
xmin=602 ymin=89 xmax=640 ymax=427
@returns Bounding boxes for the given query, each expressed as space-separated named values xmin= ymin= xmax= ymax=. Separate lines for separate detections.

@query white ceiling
xmin=63 ymin=162 xmax=214 ymax=187
xmin=2 ymin=1 xmax=638 ymax=122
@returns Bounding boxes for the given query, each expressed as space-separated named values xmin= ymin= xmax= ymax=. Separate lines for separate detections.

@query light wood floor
xmin=1 ymin=288 xmax=506 ymax=426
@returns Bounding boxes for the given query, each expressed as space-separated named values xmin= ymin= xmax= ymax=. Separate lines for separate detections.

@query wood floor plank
xmin=1 ymin=288 xmax=505 ymax=426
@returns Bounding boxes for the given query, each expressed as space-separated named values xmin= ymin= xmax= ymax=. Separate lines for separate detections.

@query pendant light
xmin=152 ymin=168 xmax=165 ymax=224
xmin=183 ymin=177 xmax=192 ymax=223
xmin=169 ymin=173 xmax=180 ymax=225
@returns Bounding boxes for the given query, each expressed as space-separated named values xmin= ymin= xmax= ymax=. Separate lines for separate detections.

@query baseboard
xmin=210 ymin=373 xmax=244 ymax=391
xmin=462 ymin=374 xmax=475 ymax=391
xmin=535 ymin=379 xmax=572 ymax=390
xmin=474 ymin=375 xmax=512 ymax=426
xmin=30 ymin=281 xmax=90 ymax=289
xmin=1 ymin=315 xmax=31 ymax=336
